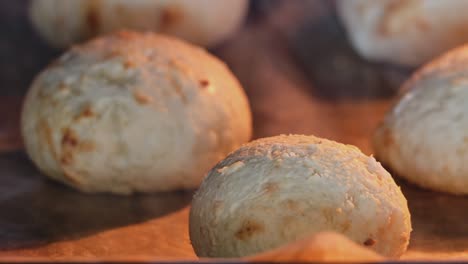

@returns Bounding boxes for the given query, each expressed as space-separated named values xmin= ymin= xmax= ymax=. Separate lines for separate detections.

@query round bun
xmin=29 ymin=0 xmax=248 ymax=48
xmin=21 ymin=31 xmax=252 ymax=195
xmin=189 ymin=135 xmax=411 ymax=258
xmin=337 ymin=0 xmax=468 ymax=67
xmin=373 ymin=45 xmax=468 ymax=194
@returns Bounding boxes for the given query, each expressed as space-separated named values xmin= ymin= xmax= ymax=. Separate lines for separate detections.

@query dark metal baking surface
xmin=0 ymin=151 xmax=468 ymax=260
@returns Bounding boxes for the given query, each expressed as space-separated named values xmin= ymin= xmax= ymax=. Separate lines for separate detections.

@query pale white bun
xmin=374 ymin=44 xmax=468 ymax=194
xmin=337 ymin=0 xmax=468 ymax=67
xmin=21 ymin=31 xmax=252 ymax=194
xmin=29 ymin=0 xmax=248 ymax=48
xmin=190 ymin=135 xmax=411 ymax=258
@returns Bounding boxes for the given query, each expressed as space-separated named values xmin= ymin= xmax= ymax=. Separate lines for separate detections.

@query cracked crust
xmin=189 ymin=135 xmax=411 ymax=258
xmin=21 ymin=31 xmax=252 ymax=194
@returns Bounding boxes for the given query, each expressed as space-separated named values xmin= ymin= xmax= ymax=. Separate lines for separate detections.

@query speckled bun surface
xmin=374 ymin=45 xmax=468 ymax=194
xmin=21 ymin=31 xmax=252 ymax=194
xmin=190 ymin=134 xmax=411 ymax=258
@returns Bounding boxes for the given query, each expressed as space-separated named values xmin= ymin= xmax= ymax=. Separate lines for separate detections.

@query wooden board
xmin=0 ymin=0 xmax=467 ymax=261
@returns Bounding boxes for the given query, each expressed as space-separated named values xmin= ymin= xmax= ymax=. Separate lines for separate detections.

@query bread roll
xmin=21 ymin=31 xmax=252 ymax=194
xmin=29 ymin=0 xmax=248 ymax=48
xmin=374 ymin=44 xmax=468 ymax=194
xmin=337 ymin=0 xmax=468 ymax=66
xmin=190 ymin=135 xmax=411 ymax=258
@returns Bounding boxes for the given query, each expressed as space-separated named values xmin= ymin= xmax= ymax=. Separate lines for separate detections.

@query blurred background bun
xmin=29 ymin=0 xmax=248 ymax=48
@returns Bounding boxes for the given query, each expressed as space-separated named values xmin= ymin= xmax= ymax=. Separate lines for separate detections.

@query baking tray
xmin=0 ymin=0 xmax=467 ymax=261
